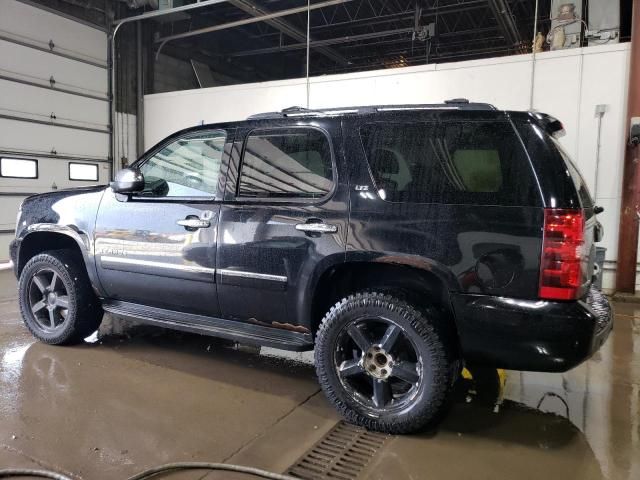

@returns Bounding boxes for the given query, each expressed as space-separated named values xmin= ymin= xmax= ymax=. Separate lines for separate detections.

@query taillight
xmin=539 ymin=208 xmax=585 ymax=300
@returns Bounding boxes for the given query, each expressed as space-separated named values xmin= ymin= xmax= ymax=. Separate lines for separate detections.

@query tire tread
xmin=315 ymin=291 xmax=454 ymax=434
xmin=18 ymin=249 xmax=103 ymax=345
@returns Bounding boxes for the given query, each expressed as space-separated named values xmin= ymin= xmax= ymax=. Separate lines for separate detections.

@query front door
xmin=94 ymin=129 xmax=231 ymax=316
xmin=217 ymin=122 xmax=348 ymax=329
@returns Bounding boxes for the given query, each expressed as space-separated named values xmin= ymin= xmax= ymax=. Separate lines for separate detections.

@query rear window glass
xmin=550 ymin=137 xmax=594 ymax=209
xmin=359 ymin=120 xmax=537 ymax=205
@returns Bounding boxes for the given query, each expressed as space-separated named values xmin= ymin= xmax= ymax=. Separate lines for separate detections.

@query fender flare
xmin=17 ymin=224 xmax=105 ymax=297
xmin=300 ymin=251 xmax=461 ymax=332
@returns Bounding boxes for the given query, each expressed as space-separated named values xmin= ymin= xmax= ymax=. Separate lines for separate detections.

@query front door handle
xmin=295 ymin=221 xmax=338 ymax=234
xmin=177 ymin=217 xmax=210 ymax=230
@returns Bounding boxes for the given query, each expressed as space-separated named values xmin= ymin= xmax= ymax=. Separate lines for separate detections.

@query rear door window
xmin=238 ymin=128 xmax=334 ymax=199
xmin=359 ymin=120 xmax=538 ymax=206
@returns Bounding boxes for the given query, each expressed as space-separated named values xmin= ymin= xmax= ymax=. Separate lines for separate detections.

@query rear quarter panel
xmin=344 ymin=112 xmax=545 ymax=299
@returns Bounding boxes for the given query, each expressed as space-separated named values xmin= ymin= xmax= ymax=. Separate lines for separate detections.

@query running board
xmin=102 ymin=300 xmax=314 ymax=352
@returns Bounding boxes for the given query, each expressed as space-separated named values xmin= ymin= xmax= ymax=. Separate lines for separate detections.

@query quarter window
xmin=138 ymin=130 xmax=227 ymax=198
xmin=360 ymin=121 xmax=535 ymax=205
xmin=238 ymin=128 xmax=334 ymax=199
xmin=69 ymin=162 xmax=99 ymax=181
xmin=0 ymin=158 xmax=38 ymax=179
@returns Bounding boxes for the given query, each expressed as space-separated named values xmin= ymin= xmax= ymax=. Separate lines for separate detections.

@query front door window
xmin=138 ymin=130 xmax=227 ymax=198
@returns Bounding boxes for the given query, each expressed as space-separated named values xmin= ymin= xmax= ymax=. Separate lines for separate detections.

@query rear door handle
xmin=177 ymin=217 xmax=210 ymax=230
xmin=295 ymin=221 xmax=338 ymax=234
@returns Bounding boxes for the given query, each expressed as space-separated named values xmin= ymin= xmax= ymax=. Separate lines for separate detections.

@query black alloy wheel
xmin=27 ymin=268 xmax=70 ymax=333
xmin=335 ymin=317 xmax=422 ymax=412
xmin=18 ymin=250 xmax=103 ymax=345
xmin=315 ymin=292 xmax=455 ymax=434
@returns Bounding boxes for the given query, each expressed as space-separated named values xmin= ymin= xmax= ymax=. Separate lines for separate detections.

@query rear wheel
xmin=18 ymin=250 xmax=103 ymax=345
xmin=315 ymin=292 xmax=455 ymax=434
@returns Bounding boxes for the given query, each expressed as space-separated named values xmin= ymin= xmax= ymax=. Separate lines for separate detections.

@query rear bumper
xmin=451 ymin=287 xmax=613 ymax=372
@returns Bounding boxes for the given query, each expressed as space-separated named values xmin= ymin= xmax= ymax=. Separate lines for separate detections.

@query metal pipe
xmin=225 ymin=0 xmax=348 ymax=66
xmin=136 ymin=21 xmax=144 ymax=157
xmin=616 ymin=0 xmax=640 ymax=293
xmin=487 ymin=0 xmax=523 ymax=51
xmin=110 ymin=0 xmax=231 ymax=178
xmin=230 ymin=27 xmax=414 ymax=57
xmin=529 ymin=0 xmax=539 ymax=110
xmin=308 ymin=0 xmax=487 ymax=32
xmin=305 ymin=0 xmax=310 ymax=108
xmin=594 ymin=108 xmax=606 ymax=199
xmin=113 ymin=0 xmax=229 ymax=23
xmin=154 ymin=0 xmax=354 ymax=51
xmin=108 ymin=30 xmax=114 ymax=179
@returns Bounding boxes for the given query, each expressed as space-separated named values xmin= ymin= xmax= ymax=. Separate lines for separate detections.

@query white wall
xmin=144 ymin=43 xmax=632 ymax=291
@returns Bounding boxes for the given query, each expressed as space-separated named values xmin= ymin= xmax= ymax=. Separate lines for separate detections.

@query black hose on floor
xmin=0 ymin=463 xmax=298 ymax=480
xmin=0 ymin=470 xmax=73 ymax=480
xmin=126 ymin=462 xmax=298 ymax=480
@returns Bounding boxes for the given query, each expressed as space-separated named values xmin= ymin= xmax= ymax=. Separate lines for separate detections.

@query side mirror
xmin=110 ymin=168 xmax=144 ymax=194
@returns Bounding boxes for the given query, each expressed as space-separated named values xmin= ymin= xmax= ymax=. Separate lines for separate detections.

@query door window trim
xmin=234 ymin=125 xmax=337 ymax=205
xmin=128 ymin=128 xmax=231 ymax=203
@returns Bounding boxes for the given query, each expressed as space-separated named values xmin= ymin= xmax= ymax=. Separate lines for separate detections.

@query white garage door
xmin=0 ymin=0 xmax=109 ymax=262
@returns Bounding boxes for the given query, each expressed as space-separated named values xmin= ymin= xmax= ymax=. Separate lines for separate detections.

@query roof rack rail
xmin=246 ymin=100 xmax=496 ymax=120
xmin=247 ymin=106 xmax=328 ymax=120
xmin=445 ymin=98 xmax=470 ymax=104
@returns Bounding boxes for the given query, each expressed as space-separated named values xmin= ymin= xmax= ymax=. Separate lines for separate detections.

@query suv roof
xmin=247 ymin=98 xmax=498 ymax=120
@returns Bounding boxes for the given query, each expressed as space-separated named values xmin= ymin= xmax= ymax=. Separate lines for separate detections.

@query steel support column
xmin=136 ymin=21 xmax=144 ymax=157
xmin=616 ymin=0 xmax=640 ymax=293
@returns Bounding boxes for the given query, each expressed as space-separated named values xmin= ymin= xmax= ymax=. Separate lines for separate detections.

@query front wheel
xmin=315 ymin=292 xmax=455 ymax=434
xmin=18 ymin=250 xmax=103 ymax=345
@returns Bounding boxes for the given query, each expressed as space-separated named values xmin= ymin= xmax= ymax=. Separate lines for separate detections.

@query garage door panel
xmin=0 ymin=80 xmax=108 ymax=128
xmin=0 ymin=119 xmax=109 ymax=158
xmin=0 ymin=160 xmax=109 ymax=191
xmin=0 ymin=196 xmax=24 ymax=230
xmin=0 ymin=41 xmax=107 ymax=95
xmin=0 ymin=1 xmax=107 ymax=63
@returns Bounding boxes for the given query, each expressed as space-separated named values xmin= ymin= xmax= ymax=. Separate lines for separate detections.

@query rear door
xmin=216 ymin=121 xmax=348 ymax=329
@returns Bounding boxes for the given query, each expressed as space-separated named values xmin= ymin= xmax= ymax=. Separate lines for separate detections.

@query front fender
xmin=17 ymin=225 xmax=105 ymax=297
xmin=14 ymin=186 xmax=107 ymax=296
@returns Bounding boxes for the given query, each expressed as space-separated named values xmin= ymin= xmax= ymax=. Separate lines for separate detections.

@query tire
xmin=315 ymin=292 xmax=455 ymax=434
xmin=18 ymin=249 xmax=103 ymax=345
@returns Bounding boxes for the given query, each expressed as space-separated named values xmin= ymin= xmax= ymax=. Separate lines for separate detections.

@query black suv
xmin=10 ymin=100 xmax=612 ymax=434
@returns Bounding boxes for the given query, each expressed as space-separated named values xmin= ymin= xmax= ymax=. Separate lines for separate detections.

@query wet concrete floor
xmin=0 ymin=295 xmax=638 ymax=479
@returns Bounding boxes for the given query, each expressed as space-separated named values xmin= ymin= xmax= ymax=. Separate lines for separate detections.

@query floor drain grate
xmin=287 ymin=421 xmax=389 ymax=479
